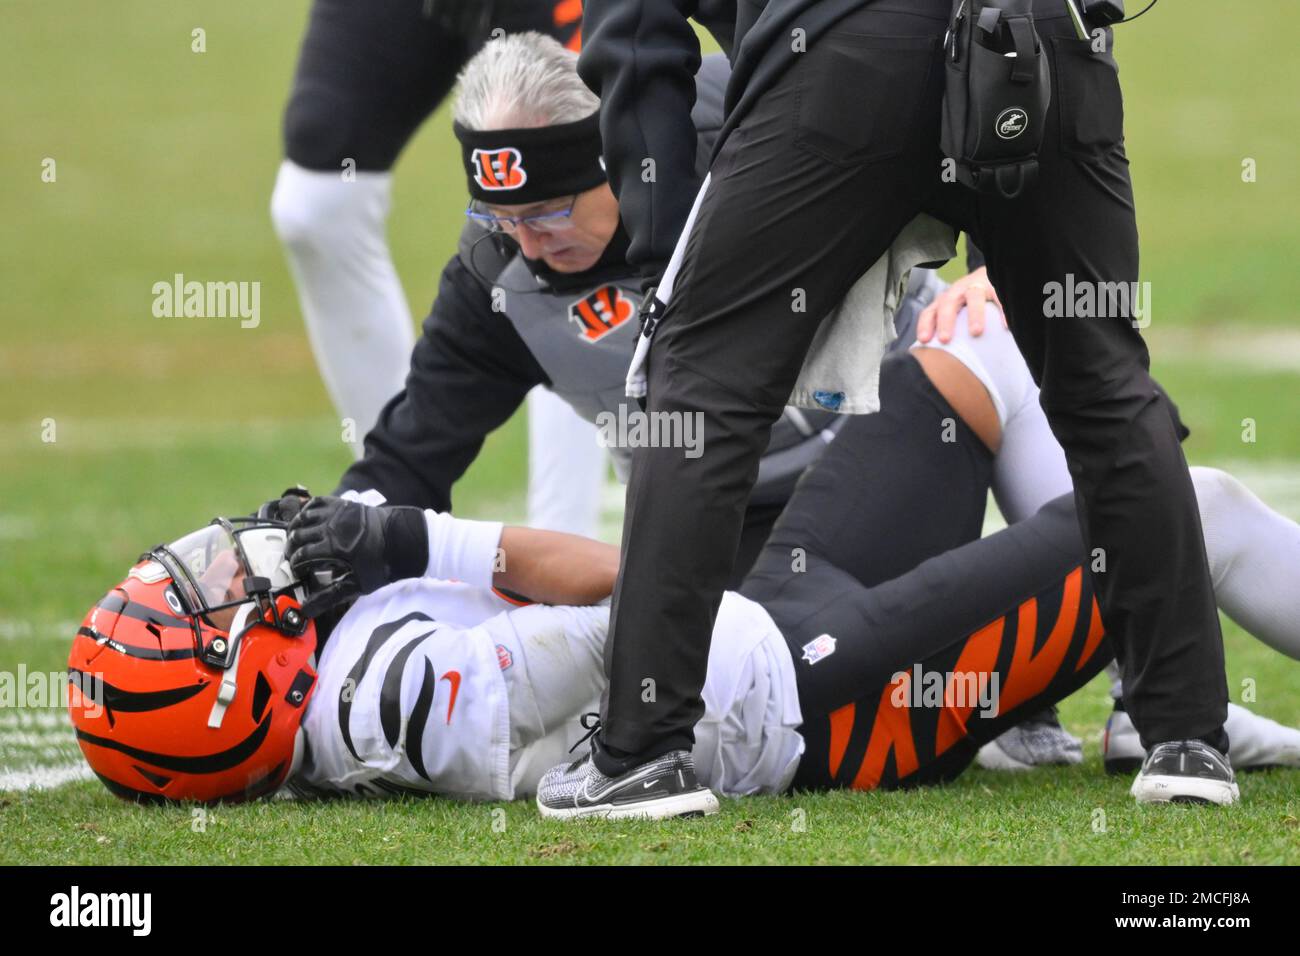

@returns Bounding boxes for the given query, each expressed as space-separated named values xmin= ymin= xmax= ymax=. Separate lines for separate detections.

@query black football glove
xmin=256 ymin=485 xmax=312 ymax=523
xmin=285 ymin=496 xmax=428 ymax=618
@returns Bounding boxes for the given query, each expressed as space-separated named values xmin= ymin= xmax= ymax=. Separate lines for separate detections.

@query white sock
xmin=526 ymin=385 xmax=606 ymax=537
xmin=271 ymin=160 xmax=416 ymax=456
xmin=1191 ymin=466 xmax=1300 ymax=660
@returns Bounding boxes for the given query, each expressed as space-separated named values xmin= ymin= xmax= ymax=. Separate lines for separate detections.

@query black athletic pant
xmin=741 ymin=355 xmax=1112 ymax=790
xmin=601 ymin=1 xmax=1227 ymax=764
xmin=283 ymin=0 xmax=581 ymax=171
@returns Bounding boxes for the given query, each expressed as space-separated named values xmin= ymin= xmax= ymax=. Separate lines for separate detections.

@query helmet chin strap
xmin=207 ymin=602 xmax=257 ymax=729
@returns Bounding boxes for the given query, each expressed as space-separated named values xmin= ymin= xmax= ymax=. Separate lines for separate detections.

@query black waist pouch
xmin=940 ymin=0 xmax=1051 ymax=198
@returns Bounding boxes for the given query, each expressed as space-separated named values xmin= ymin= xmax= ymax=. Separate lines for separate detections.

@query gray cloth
xmin=790 ymin=214 xmax=956 ymax=414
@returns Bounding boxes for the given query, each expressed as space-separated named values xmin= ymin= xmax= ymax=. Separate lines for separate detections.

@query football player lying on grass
xmin=68 ymin=307 xmax=1300 ymax=813
xmin=911 ymin=267 xmax=1300 ymax=773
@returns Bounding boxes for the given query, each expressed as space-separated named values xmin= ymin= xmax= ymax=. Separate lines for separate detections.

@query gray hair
xmin=452 ymin=31 xmax=599 ymax=131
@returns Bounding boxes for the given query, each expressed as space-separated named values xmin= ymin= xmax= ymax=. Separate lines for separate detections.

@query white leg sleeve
xmin=990 ymin=387 xmax=1073 ymax=525
xmin=910 ymin=307 xmax=1072 ymax=524
xmin=526 ymin=385 xmax=606 ymax=537
xmin=271 ymin=160 xmax=416 ymax=456
xmin=1191 ymin=466 xmax=1300 ymax=661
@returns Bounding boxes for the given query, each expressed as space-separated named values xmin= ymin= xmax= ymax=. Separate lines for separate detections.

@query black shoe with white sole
xmin=1130 ymin=740 xmax=1240 ymax=806
xmin=536 ymin=744 xmax=720 ymax=821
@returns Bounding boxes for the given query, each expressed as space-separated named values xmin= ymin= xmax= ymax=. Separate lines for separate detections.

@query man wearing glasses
xmin=274 ymin=34 xmax=845 ymax=591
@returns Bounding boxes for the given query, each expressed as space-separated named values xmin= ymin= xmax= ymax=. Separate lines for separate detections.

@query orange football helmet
xmin=68 ymin=517 xmax=318 ymax=803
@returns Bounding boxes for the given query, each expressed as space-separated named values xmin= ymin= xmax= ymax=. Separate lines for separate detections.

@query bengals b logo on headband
xmin=470 ymin=147 xmax=527 ymax=191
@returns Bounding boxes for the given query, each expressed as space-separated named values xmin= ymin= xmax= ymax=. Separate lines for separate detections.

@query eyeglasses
xmin=465 ymin=195 xmax=579 ymax=234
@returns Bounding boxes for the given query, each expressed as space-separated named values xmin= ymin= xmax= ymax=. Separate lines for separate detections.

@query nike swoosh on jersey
xmin=440 ymin=671 xmax=461 ymax=724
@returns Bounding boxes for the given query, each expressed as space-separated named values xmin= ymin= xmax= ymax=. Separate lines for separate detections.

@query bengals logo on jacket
xmin=569 ymin=287 xmax=634 ymax=342
xmin=471 ymin=148 xmax=527 ymax=191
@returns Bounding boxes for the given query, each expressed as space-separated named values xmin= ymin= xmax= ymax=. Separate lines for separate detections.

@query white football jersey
xmin=287 ymin=579 xmax=804 ymax=801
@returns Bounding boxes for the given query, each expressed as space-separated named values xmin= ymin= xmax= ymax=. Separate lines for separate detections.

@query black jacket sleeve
xmin=334 ymin=254 xmax=548 ymax=511
xmin=578 ymin=0 xmax=705 ymax=286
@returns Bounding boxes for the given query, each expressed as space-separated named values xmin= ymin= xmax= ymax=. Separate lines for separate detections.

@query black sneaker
xmin=536 ymin=745 xmax=720 ymax=821
xmin=1130 ymin=740 xmax=1240 ymax=806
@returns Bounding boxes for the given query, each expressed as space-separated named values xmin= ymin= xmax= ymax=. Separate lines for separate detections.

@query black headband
xmin=453 ymin=112 xmax=606 ymax=205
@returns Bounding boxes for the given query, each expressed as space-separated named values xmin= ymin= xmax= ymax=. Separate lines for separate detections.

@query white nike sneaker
xmin=1107 ymin=702 xmax=1300 ymax=774
xmin=976 ymin=708 xmax=1084 ymax=771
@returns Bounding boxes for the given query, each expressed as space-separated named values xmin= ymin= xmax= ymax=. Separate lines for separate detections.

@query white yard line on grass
xmin=0 ymin=763 xmax=93 ymax=792
xmin=0 ymin=709 xmax=83 ymax=792
xmin=0 ymin=417 xmax=338 ymax=455
xmin=1149 ymin=326 xmax=1300 ymax=373
xmin=0 ymin=618 xmax=81 ymax=641
xmin=0 ymin=711 xmax=68 ymax=730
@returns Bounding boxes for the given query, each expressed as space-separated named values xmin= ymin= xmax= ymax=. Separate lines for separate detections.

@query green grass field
xmin=2 ymin=1 xmax=1299 ymax=865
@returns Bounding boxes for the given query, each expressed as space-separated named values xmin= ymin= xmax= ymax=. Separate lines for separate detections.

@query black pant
xmin=600 ymin=2 xmax=1227 ymax=762
xmin=743 ymin=355 xmax=1111 ymax=790
xmin=283 ymin=0 xmax=581 ymax=171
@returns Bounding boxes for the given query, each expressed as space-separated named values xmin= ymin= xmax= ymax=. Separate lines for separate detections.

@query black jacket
xmin=336 ymin=254 xmax=548 ymax=510
xmin=578 ymin=0 xmax=892 ymax=284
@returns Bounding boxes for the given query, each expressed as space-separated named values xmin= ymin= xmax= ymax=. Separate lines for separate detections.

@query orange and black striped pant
xmin=740 ymin=354 xmax=1113 ymax=791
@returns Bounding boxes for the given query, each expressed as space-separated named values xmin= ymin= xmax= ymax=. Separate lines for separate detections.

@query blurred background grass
xmin=1 ymin=1 xmax=1298 ymax=861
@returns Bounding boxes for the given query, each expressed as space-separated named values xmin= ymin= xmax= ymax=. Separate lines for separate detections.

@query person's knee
xmin=271 ymin=162 xmax=329 ymax=248
xmin=270 ymin=159 xmax=385 ymax=252
xmin=1037 ymin=339 xmax=1153 ymax=414
xmin=1190 ymin=465 xmax=1237 ymax=503
xmin=1190 ymin=466 xmax=1249 ymax=538
xmin=650 ymin=346 xmax=784 ymax=421
xmin=1040 ymin=379 xmax=1188 ymax=498
xmin=637 ymin=355 xmax=785 ymax=501
xmin=1037 ymin=358 xmax=1162 ymax=445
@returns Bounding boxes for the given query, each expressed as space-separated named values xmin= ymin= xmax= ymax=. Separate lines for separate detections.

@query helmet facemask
xmin=145 ymin=517 xmax=308 ymax=658
xmin=143 ymin=517 xmax=311 ymax=729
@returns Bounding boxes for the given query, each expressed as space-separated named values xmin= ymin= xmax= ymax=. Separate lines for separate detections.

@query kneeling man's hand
xmin=286 ymin=496 xmax=427 ymax=618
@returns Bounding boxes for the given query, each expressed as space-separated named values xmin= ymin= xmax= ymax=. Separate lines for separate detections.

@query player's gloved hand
xmin=256 ymin=485 xmax=312 ymax=523
xmin=915 ymin=266 xmax=1007 ymax=344
xmin=286 ymin=496 xmax=428 ymax=618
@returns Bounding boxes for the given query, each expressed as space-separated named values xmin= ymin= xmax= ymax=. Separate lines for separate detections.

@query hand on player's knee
xmin=917 ymin=266 xmax=1006 ymax=345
